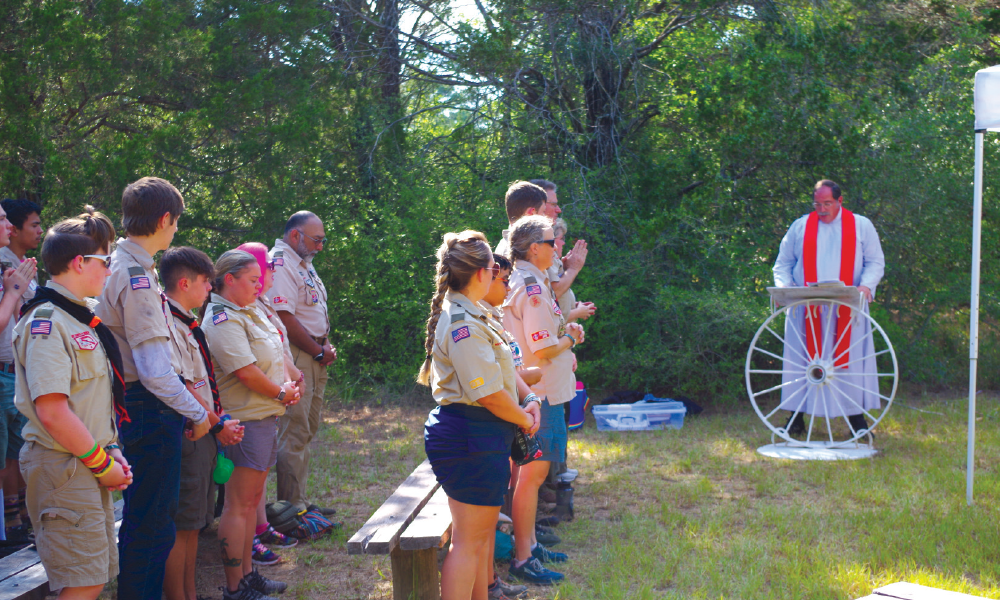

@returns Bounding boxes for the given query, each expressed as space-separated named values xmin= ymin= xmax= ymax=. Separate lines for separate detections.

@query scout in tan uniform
xmin=267 ymin=211 xmax=336 ymax=513
xmin=94 ymin=177 xmax=211 ymax=600
xmin=0 ymin=200 xmax=38 ymax=540
xmin=493 ymin=181 xmax=546 ymax=259
xmin=14 ymin=209 xmax=132 ymax=600
xmin=503 ymin=215 xmax=585 ymax=582
xmin=418 ymin=231 xmax=540 ymax=600
xmin=161 ymin=247 xmax=245 ymax=600
xmin=202 ymin=250 xmax=300 ymax=600
xmin=237 ymin=241 xmax=303 ymax=564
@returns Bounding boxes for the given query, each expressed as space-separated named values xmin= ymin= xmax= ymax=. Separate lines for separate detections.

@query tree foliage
xmin=2 ymin=0 xmax=999 ymax=403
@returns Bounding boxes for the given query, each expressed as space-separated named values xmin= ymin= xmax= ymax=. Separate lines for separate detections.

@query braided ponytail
xmin=416 ymin=230 xmax=491 ymax=386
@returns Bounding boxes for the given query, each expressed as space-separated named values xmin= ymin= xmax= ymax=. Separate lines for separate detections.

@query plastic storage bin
xmin=592 ymin=401 xmax=686 ymax=431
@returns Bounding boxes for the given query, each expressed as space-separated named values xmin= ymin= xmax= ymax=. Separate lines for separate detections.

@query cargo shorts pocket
xmin=37 ymin=507 xmax=84 ymax=567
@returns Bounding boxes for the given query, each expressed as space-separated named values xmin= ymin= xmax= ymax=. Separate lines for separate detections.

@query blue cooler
xmin=568 ymin=381 xmax=588 ymax=431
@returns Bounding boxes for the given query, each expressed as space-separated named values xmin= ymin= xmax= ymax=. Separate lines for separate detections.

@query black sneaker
xmin=508 ymin=557 xmax=565 ymax=586
xmin=307 ymin=503 xmax=337 ymax=517
xmin=221 ymin=579 xmax=278 ymax=600
xmin=244 ymin=568 xmax=287 ymax=595
xmin=535 ymin=525 xmax=561 ymax=546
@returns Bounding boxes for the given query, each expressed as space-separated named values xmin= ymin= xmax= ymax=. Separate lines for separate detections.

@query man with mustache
xmin=772 ymin=180 xmax=885 ymax=438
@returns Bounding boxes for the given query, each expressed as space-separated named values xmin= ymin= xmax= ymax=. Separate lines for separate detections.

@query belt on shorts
xmin=0 ymin=362 xmax=14 ymax=374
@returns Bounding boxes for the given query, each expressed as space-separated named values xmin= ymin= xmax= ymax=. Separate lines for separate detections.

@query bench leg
xmin=390 ymin=546 xmax=440 ymax=600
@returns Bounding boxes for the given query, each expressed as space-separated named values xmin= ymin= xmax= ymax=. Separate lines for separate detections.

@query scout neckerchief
xmin=802 ymin=207 xmax=856 ymax=368
xmin=168 ymin=301 xmax=222 ymax=415
xmin=20 ymin=286 xmax=130 ymax=424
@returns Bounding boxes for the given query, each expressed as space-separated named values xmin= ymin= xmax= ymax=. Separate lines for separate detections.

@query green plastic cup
xmin=213 ymin=452 xmax=234 ymax=484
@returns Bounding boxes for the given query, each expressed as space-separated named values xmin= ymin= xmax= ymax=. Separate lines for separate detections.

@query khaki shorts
xmin=19 ymin=442 xmax=119 ymax=589
xmin=176 ymin=435 xmax=218 ymax=531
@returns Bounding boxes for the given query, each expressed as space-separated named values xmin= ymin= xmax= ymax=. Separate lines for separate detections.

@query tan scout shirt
xmin=266 ymin=240 xmax=329 ymax=338
xmin=430 ymin=292 xmax=517 ymax=407
xmin=481 ymin=303 xmax=525 ymax=370
xmin=168 ymin=303 xmax=213 ymax=409
xmin=95 ymin=238 xmax=180 ymax=382
xmin=14 ymin=282 xmax=119 ymax=452
xmin=202 ymin=294 xmax=286 ymax=422
xmin=256 ymin=296 xmax=292 ymax=356
xmin=503 ymin=261 xmax=575 ymax=405
xmin=0 ymin=245 xmax=38 ymax=301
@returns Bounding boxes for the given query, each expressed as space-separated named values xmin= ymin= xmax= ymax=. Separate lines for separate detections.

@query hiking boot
xmin=538 ymin=486 xmax=556 ymax=504
xmin=260 ymin=525 xmax=298 ymax=548
xmin=490 ymin=575 xmax=528 ymax=598
xmin=531 ymin=542 xmax=568 ymax=563
xmin=221 ymin=579 xmax=278 ymax=600
xmin=508 ymin=557 xmax=565 ymax=586
xmin=307 ymin=503 xmax=337 ymax=517
xmin=251 ymin=538 xmax=282 ymax=566
xmin=536 ymin=515 xmax=560 ymax=527
xmin=535 ymin=525 xmax=561 ymax=546
xmin=244 ymin=568 xmax=287 ymax=594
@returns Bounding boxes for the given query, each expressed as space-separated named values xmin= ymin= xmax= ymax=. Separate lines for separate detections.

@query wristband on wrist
xmin=522 ymin=393 xmax=541 ymax=407
xmin=210 ymin=413 xmax=233 ymax=436
xmin=563 ymin=334 xmax=576 ymax=348
xmin=92 ymin=456 xmax=116 ymax=478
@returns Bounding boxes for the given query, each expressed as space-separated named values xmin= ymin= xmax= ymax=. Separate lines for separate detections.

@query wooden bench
xmin=0 ymin=500 xmax=124 ymax=600
xmin=857 ymin=582 xmax=990 ymax=600
xmin=348 ymin=460 xmax=454 ymax=600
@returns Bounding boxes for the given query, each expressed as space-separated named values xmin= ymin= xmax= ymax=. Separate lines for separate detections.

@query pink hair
xmin=236 ymin=242 xmax=270 ymax=281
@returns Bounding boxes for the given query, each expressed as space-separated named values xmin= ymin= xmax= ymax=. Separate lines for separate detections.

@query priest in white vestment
xmin=772 ymin=180 xmax=885 ymax=435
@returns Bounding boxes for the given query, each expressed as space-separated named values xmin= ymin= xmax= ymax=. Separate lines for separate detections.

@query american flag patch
xmin=274 ymin=258 xmax=284 ymax=266
xmin=212 ymin=312 xmax=229 ymax=325
xmin=30 ymin=320 xmax=52 ymax=335
xmin=130 ymin=276 xmax=151 ymax=290
xmin=452 ymin=326 xmax=470 ymax=343
xmin=526 ymin=284 xmax=542 ymax=296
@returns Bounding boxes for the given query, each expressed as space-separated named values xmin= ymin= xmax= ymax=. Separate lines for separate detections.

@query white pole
xmin=967 ymin=130 xmax=985 ymax=506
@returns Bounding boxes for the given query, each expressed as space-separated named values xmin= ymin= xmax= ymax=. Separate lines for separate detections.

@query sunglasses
xmin=266 ymin=260 xmax=277 ymax=271
xmin=484 ymin=263 xmax=500 ymax=280
xmin=537 ymin=239 xmax=556 ymax=247
xmin=83 ymin=254 xmax=112 ymax=268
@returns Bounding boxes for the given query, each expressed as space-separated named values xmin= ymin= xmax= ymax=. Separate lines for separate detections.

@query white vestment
xmin=772 ymin=209 xmax=885 ymax=417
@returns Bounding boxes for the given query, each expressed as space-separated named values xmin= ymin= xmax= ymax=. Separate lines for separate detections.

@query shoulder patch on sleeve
xmin=212 ymin=311 xmax=229 ymax=325
xmin=469 ymin=377 xmax=485 ymax=389
xmin=34 ymin=307 xmax=54 ymax=318
xmin=212 ymin=304 xmax=226 ymax=314
xmin=450 ymin=312 xmax=465 ymax=323
xmin=272 ymin=295 xmax=288 ymax=305
xmin=273 ymin=250 xmax=284 ymax=266
xmin=451 ymin=325 xmax=470 ymax=343
xmin=127 ymin=266 xmax=145 ymax=277
xmin=30 ymin=320 xmax=52 ymax=336
xmin=130 ymin=275 xmax=151 ymax=290
xmin=526 ymin=284 xmax=542 ymax=296
xmin=524 ymin=275 xmax=537 ymax=285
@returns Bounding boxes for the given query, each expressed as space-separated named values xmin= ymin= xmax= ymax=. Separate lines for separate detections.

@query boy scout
xmin=0 ymin=201 xmax=37 ymax=541
xmin=161 ymin=247 xmax=244 ymax=600
xmin=268 ymin=211 xmax=336 ymax=513
xmin=493 ymin=181 xmax=547 ymax=259
xmin=94 ymin=177 xmax=211 ymax=600
xmin=14 ymin=208 xmax=132 ymax=600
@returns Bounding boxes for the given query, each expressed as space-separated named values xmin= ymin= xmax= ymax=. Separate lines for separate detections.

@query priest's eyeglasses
xmin=813 ymin=201 xmax=839 ymax=209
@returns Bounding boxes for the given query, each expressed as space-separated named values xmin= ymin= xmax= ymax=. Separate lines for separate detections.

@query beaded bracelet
xmin=522 ymin=393 xmax=541 ymax=407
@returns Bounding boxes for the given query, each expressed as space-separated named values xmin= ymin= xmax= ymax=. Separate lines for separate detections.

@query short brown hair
xmin=504 ymin=181 xmax=547 ymax=223
xmin=815 ymin=179 xmax=842 ymax=200
xmin=529 ymin=179 xmax=557 ymax=192
xmin=42 ymin=206 xmax=115 ymax=276
xmin=121 ymin=177 xmax=185 ymax=236
xmin=160 ymin=246 xmax=215 ymax=292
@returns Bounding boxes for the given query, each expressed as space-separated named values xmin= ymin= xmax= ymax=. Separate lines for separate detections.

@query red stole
xmin=802 ymin=208 xmax=856 ymax=368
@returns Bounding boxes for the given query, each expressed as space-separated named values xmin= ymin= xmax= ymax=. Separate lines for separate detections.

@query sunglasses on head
xmin=83 ymin=254 xmax=112 ymax=268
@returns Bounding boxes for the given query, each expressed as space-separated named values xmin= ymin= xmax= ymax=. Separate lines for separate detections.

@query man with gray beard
xmin=268 ymin=212 xmax=337 ymax=514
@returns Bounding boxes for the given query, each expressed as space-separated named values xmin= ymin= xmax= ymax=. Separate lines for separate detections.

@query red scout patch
xmin=272 ymin=296 xmax=288 ymax=305
xmin=71 ymin=331 xmax=100 ymax=351
xmin=531 ymin=330 xmax=550 ymax=342
xmin=530 ymin=296 xmax=542 ymax=307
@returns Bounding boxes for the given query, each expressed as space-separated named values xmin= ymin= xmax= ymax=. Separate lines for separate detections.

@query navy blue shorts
xmin=424 ymin=404 xmax=516 ymax=507
xmin=536 ymin=399 xmax=567 ymax=463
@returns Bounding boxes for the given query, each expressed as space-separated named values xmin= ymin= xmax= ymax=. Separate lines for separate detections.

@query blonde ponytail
xmin=416 ymin=231 xmax=491 ymax=385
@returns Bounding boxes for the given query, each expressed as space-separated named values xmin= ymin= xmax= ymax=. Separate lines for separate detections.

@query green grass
xmin=176 ymin=393 xmax=1000 ymax=599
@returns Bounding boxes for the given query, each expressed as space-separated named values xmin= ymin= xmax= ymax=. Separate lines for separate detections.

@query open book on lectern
xmin=766 ymin=285 xmax=863 ymax=312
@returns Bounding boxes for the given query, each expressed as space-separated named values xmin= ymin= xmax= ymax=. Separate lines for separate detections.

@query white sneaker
xmin=557 ymin=472 xmax=577 ymax=483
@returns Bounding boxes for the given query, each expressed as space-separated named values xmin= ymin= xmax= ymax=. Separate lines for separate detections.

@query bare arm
xmin=0 ymin=260 xmax=37 ymax=330
xmin=477 ymin=389 xmax=534 ymax=431
xmin=35 ymin=394 xmax=131 ymax=488
xmin=533 ymin=324 xmax=583 ymax=360
xmin=232 ymin=364 xmax=301 ymax=406
xmin=518 ymin=367 xmax=542 ymax=386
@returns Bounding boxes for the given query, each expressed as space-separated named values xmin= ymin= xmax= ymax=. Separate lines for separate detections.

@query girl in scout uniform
xmin=418 ymin=231 xmax=540 ymax=600
xmin=236 ymin=242 xmax=303 ymax=564
xmin=201 ymin=250 xmax=301 ymax=600
xmin=502 ymin=215 xmax=584 ymax=585
xmin=14 ymin=209 xmax=132 ymax=600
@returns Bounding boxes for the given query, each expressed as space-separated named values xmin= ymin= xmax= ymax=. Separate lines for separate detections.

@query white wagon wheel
xmin=745 ymin=298 xmax=898 ymax=448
